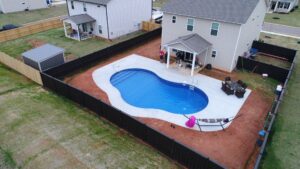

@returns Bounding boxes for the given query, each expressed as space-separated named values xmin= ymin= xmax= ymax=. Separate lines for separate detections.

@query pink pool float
xmin=185 ymin=116 xmax=196 ymax=128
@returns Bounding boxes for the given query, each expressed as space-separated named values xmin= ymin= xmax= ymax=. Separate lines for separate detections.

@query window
xmin=212 ymin=50 xmax=217 ymax=58
xmin=71 ymin=1 xmax=74 ymax=9
xmin=98 ymin=25 xmax=102 ymax=34
xmin=278 ymin=2 xmax=284 ymax=8
xmin=211 ymin=22 xmax=219 ymax=36
xmin=187 ymin=18 xmax=194 ymax=31
xmin=284 ymin=2 xmax=290 ymax=9
xmin=83 ymin=2 xmax=87 ymax=12
xmin=172 ymin=16 xmax=176 ymax=23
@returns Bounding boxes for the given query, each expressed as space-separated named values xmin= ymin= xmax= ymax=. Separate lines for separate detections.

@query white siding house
xmin=0 ymin=0 xmax=48 ymax=13
xmin=64 ymin=0 xmax=152 ymax=41
xmin=161 ymin=0 xmax=268 ymax=73
xmin=270 ymin=0 xmax=299 ymax=13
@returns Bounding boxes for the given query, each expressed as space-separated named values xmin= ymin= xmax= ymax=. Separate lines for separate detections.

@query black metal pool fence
xmin=42 ymin=28 xmax=224 ymax=169
xmin=41 ymin=29 xmax=296 ymax=169
xmin=236 ymin=41 xmax=297 ymax=83
xmin=237 ymin=41 xmax=297 ymax=169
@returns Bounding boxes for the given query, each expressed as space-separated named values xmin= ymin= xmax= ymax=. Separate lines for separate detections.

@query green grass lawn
xmin=0 ymin=5 xmax=67 ymax=27
xmin=255 ymin=53 xmax=291 ymax=69
xmin=0 ymin=28 xmax=144 ymax=60
xmin=153 ymin=0 xmax=169 ymax=8
xmin=259 ymin=33 xmax=300 ymax=169
xmin=0 ymin=64 xmax=181 ymax=169
xmin=264 ymin=8 xmax=300 ymax=27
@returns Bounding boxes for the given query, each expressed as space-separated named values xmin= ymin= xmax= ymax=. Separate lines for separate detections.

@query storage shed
xmin=22 ymin=44 xmax=65 ymax=72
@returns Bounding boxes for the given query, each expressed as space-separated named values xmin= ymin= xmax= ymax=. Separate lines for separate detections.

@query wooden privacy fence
xmin=0 ymin=18 xmax=63 ymax=43
xmin=0 ymin=52 xmax=43 ymax=85
xmin=141 ymin=21 xmax=161 ymax=31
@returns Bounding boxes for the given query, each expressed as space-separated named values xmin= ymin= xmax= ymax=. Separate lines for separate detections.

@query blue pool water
xmin=110 ymin=69 xmax=209 ymax=114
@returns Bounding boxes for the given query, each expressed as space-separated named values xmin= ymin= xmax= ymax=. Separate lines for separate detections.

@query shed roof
xmin=72 ymin=0 xmax=111 ymax=5
xmin=162 ymin=0 xmax=260 ymax=24
xmin=68 ymin=14 xmax=96 ymax=25
xmin=164 ymin=34 xmax=212 ymax=54
xmin=22 ymin=44 xmax=64 ymax=62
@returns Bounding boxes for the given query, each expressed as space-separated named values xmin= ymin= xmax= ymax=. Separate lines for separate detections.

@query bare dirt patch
xmin=27 ymin=39 xmax=46 ymax=48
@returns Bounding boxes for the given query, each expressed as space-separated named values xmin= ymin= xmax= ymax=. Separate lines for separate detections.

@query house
xmin=161 ymin=0 xmax=268 ymax=74
xmin=0 ymin=0 xmax=49 ymax=13
xmin=63 ymin=0 xmax=152 ymax=41
xmin=269 ymin=0 xmax=298 ymax=13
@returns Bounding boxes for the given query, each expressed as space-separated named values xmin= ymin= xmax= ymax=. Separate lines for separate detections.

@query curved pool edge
xmin=110 ymin=68 xmax=209 ymax=114
xmin=91 ymin=54 xmax=252 ymax=132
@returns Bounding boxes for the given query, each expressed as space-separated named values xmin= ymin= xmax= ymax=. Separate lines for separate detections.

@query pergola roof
xmin=164 ymin=34 xmax=212 ymax=54
xmin=67 ymin=14 xmax=96 ymax=25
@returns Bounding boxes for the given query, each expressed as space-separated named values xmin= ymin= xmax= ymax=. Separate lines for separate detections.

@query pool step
xmin=111 ymin=71 xmax=138 ymax=86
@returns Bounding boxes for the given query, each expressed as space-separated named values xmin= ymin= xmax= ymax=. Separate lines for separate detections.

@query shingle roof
xmin=22 ymin=44 xmax=64 ymax=62
xmin=68 ymin=14 xmax=96 ymax=24
xmin=162 ymin=0 xmax=261 ymax=24
xmin=165 ymin=33 xmax=212 ymax=54
xmin=72 ymin=0 xmax=111 ymax=5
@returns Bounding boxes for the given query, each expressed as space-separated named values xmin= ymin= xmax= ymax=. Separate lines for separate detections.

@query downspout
xmin=230 ymin=25 xmax=242 ymax=71
xmin=104 ymin=5 xmax=110 ymax=40
xmin=151 ymin=0 xmax=153 ymax=21
xmin=66 ymin=0 xmax=70 ymax=16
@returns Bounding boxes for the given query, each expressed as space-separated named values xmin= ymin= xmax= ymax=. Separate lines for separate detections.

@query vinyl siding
xmin=67 ymin=0 xmax=109 ymax=39
xmin=0 ymin=0 xmax=47 ymax=13
xmin=162 ymin=14 xmax=241 ymax=72
xmin=107 ymin=0 xmax=152 ymax=39
xmin=234 ymin=0 xmax=267 ymax=70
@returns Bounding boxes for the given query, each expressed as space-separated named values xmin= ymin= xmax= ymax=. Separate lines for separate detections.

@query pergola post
xmin=204 ymin=48 xmax=209 ymax=66
xmin=63 ymin=21 xmax=68 ymax=37
xmin=77 ymin=25 xmax=81 ymax=41
xmin=166 ymin=47 xmax=171 ymax=68
xmin=274 ymin=1 xmax=279 ymax=11
xmin=191 ymin=52 xmax=197 ymax=76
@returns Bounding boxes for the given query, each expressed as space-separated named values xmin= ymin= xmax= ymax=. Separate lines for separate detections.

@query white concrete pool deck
xmin=92 ymin=54 xmax=251 ymax=132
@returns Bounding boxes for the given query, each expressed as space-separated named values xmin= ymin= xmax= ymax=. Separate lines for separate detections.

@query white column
xmin=63 ymin=21 xmax=68 ymax=37
xmin=203 ymin=48 xmax=209 ymax=67
xmin=191 ymin=52 xmax=197 ymax=76
xmin=166 ymin=47 xmax=171 ymax=68
xmin=77 ymin=25 xmax=81 ymax=41
xmin=274 ymin=1 xmax=279 ymax=11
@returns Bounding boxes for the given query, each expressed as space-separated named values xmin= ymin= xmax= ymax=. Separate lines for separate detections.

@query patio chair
xmin=221 ymin=82 xmax=226 ymax=92
xmin=237 ymin=80 xmax=247 ymax=89
xmin=225 ymin=77 xmax=231 ymax=82
xmin=225 ymin=84 xmax=234 ymax=95
xmin=235 ymin=88 xmax=246 ymax=98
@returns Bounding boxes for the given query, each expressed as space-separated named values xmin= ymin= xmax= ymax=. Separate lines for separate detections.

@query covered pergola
xmin=163 ymin=33 xmax=212 ymax=76
xmin=63 ymin=14 xmax=96 ymax=41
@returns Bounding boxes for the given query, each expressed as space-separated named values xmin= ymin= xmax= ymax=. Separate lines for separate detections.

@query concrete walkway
xmin=262 ymin=22 xmax=300 ymax=39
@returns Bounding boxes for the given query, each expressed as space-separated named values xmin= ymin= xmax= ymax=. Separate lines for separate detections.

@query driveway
xmin=262 ymin=22 xmax=300 ymax=39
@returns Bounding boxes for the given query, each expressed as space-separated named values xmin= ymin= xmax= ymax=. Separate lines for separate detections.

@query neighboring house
xmin=161 ymin=0 xmax=268 ymax=73
xmin=269 ymin=0 xmax=298 ymax=13
xmin=63 ymin=0 xmax=152 ymax=41
xmin=0 ymin=0 xmax=48 ymax=13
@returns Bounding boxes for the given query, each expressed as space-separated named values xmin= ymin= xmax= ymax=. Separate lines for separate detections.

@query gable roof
xmin=72 ymin=0 xmax=111 ymax=5
xmin=164 ymin=33 xmax=212 ymax=54
xmin=162 ymin=0 xmax=261 ymax=24
xmin=68 ymin=14 xmax=96 ymax=24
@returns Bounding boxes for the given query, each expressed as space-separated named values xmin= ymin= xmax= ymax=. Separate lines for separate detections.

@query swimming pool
xmin=110 ymin=69 xmax=209 ymax=114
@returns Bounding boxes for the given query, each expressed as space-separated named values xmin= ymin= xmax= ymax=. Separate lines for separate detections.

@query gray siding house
xmin=162 ymin=0 xmax=268 ymax=73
